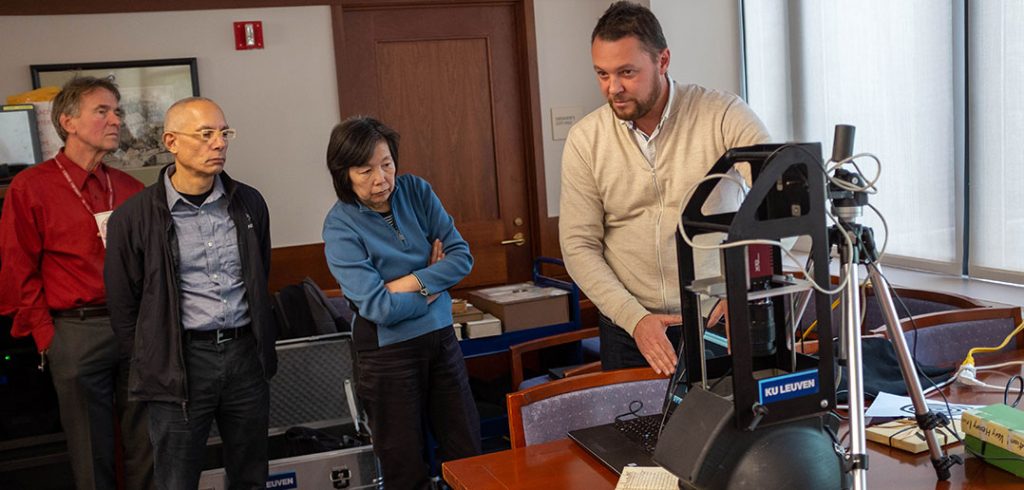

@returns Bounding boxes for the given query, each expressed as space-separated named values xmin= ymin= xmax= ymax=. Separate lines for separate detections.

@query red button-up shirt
xmin=0 ymin=151 xmax=144 ymax=351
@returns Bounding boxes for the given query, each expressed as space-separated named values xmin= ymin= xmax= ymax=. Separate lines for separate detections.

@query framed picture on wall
xmin=31 ymin=58 xmax=199 ymax=170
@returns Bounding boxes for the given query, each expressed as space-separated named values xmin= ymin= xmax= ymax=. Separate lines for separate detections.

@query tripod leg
xmin=840 ymin=263 xmax=869 ymax=490
xmin=865 ymin=263 xmax=961 ymax=480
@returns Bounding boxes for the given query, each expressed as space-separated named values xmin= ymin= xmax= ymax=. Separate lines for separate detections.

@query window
xmin=743 ymin=0 xmax=1022 ymax=285
xmin=969 ymin=1 xmax=1024 ymax=283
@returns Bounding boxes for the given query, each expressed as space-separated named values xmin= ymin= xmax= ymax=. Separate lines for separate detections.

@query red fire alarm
xmin=234 ymin=21 xmax=264 ymax=50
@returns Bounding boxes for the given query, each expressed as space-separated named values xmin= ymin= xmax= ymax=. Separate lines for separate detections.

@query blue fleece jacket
xmin=322 ymin=174 xmax=473 ymax=347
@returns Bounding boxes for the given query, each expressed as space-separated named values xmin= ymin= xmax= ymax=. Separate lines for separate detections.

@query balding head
xmin=164 ymin=97 xmax=224 ymax=134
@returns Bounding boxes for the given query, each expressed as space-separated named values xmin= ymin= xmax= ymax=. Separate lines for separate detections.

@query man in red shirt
xmin=0 ymin=77 xmax=153 ymax=489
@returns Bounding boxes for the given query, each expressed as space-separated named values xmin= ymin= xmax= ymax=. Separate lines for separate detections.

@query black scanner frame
xmin=676 ymin=143 xmax=837 ymax=430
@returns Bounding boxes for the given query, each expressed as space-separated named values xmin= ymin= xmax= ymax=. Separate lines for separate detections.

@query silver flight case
xmin=198 ymin=333 xmax=381 ymax=489
xmin=198 ymin=444 xmax=380 ymax=490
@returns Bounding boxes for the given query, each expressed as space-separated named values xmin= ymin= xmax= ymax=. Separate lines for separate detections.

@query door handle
xmin=500 ymin=232 xmax=526 ymax=247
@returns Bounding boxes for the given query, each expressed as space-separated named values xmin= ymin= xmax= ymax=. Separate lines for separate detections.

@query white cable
xmin=826 ymin=152 xmax=882 ymax=193
xmin=825 ymin=152 xmax=891 ymax=275
xmin=975 ymin=360 xmax=1024 ymax=372
xmin=676 ymin=173 xmax=851 ymax=296
xmin=954 ymin=363 xmax=1021 ymax=392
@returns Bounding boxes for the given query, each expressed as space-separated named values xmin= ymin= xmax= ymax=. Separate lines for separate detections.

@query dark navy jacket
xmin=105 ymin=165 xmax=277 ymax=403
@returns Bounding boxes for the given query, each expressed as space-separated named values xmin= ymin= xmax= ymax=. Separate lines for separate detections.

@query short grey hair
xmin=50 ymin=76 xmax=121 ymax=142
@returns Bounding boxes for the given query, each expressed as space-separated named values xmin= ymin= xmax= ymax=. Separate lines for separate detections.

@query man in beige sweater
xmin=560 ymin=1 xmax=770 ymax=375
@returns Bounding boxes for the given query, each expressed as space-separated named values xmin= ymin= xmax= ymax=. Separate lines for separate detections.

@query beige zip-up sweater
xmin=559 ymin=82 xmax=770 ymax=336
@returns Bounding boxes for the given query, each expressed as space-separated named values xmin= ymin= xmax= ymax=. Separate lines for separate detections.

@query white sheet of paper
xmin=615 ymin=466 xmax=678 ymax=490
xmin=865 ymin=391 xmax=982 ymax=419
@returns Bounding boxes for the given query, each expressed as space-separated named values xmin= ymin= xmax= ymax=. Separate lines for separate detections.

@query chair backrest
xmin=860 ymin=287 xmax=984 ymax=332
xmin=797 ymin=285 xmax=984 ymax=338
xmin=508 ymin=327 xmax=599 ymax=389
xmin=876 ymin=307 xmax=1023 ymax=368
xmin=506 ymin=367 xmax=668 ymax=448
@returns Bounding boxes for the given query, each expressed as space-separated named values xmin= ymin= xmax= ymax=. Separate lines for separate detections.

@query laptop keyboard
xmin=613 ymin=414 xmax=663 ymax=454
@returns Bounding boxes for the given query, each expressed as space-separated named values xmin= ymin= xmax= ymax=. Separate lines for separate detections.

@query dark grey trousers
xmin=598 ymin=314 xmax=683 ymax=370
xmin=355 ymin=327 xmax=480 ymax=490
xmin=49 ymin=315 xmax=153 ymax=490
xmin=147 ymin=333 xmax=269 ymax=490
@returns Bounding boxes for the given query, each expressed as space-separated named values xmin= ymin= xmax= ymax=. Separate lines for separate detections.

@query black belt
xmin=184 ymin=325 xmax=251 ymax=344
xmin=51 ymin=306 xmax=109 ymax=320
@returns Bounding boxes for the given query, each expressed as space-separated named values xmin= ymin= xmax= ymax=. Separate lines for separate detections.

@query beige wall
xmin=651 ymin=0 xmax=743 ymax=95
xmin=0 ymin=6 xmax=340 ymax=246
xmin=0 ymin=1 xmax=745 ymax=236
xmin=533 ymin=0 xmax=614 ymax=217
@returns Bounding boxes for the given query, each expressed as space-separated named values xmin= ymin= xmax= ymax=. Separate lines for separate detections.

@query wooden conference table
xmin=443 ymin=354 xmax=1024 ymax=489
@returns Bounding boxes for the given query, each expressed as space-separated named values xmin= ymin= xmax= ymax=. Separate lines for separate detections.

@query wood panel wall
xmin=268 ymin=243 xmax=335 ymax=293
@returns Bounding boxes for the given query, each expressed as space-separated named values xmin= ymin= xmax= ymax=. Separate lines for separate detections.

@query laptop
xmin=568 ymin=332 xmax=729 ymax=475
xmin=568 ymin=375 xmax=686 ymax=475
xmin=567 ymin=419 xmax=658 ymax=474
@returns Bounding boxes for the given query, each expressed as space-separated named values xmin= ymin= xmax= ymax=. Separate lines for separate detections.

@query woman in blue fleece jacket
xmin=322 ymin=116 xmax=480 ymax=489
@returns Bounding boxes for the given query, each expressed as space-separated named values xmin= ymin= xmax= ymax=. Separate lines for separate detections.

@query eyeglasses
xmin=167 ymin=129 xmax=237 ymax=142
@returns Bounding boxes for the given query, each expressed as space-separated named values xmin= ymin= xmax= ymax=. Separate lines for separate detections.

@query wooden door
xmin=338 ymin=1 xmax=535 ymax=289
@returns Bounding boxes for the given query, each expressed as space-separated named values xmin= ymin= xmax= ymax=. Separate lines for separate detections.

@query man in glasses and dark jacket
xmin=105 ymin=97 xmax=278 ymax=489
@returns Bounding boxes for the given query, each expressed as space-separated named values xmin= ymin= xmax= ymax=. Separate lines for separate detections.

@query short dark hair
xmin=326 ymin=116 xmax=400 ymax=204
xmin=591 ymin=1 xmax=668 ymax=61
xmin=51 ymin=76 xmax=121 ymax=142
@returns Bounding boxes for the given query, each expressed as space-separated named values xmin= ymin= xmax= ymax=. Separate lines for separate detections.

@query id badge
xmin=93 ymin=210 xmax=113 ymax=248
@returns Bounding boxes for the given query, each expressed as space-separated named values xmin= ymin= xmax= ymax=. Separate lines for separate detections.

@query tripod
xmin=826 ymin=127 xmax=962 ymax=488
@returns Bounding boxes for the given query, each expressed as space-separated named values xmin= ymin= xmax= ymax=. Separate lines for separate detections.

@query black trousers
xmin=598 ymin=314 xmax=683 ymax=370
xmin=49 ymin=316 xmax=153 ymax=490
xmin=147 ymin=333 xmax=269 ymax=490
xmin=355 ymin=327 xmax=480 ymax=490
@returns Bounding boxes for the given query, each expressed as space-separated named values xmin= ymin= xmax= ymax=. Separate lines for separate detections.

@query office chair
xmin=871 ymin=306 xmax=1023 ymax=369
xmin=860 ymin=286 xmax=984 ymax=332
xmin=796 ymin=282 xmax=984 ymax=340
xmin=506 ymin=367 xmax=667 ymax=448
xmin=508 ymin=327 xmax=600 ymax=390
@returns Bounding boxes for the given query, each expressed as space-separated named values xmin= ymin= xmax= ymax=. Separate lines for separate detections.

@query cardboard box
xmin=468 ymin=282 xmax=570 ymax=332
xmin=453 ymin=304 xmax=485 ymax=324
xmin=452 ymin=298 xmax=468 ymax=314
xmin=464 ymin=314 xmax=502 ymax=338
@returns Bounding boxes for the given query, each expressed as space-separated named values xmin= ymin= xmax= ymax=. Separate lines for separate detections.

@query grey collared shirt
xmin=164 ymin=168 xmax=251 ymax=331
